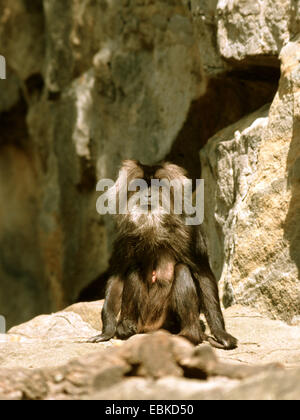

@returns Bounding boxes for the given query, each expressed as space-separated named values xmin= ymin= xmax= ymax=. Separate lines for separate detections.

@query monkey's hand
xmin=208 ymin=330 xmax=238 ymax=350
xmin=87 ymin=333 xmax=113 ymax=343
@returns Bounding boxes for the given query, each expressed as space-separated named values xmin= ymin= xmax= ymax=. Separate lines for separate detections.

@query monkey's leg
xmin=87 ymin=275 xmax=123 ymax=343
xmin=171 ymin=264 xmax=205 ymax=345
xmin=116 ymin=272 xmax=140 ymax=340
xmin=193 ymin=265 xmax=238 ymax=350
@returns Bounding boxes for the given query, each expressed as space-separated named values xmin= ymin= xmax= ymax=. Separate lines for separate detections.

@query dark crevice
xmin=0 ymin=97 xmax=29 ymax=149
xmin=23 ymin=0 xmax=44 ymax=14
xmin=0 ymin=74 xmax=45 ymax=150
xmin=25 ymin=73 xmax=44 ymax=97
xmin=124 ymin=364 xmax=142 ymax=377
xmin=77 ymin=270 xmax=109 ymax=302
xmin=165 ymin=65 xmax=280 ymax=180
xmin=227 ymin=65 xmax=280 ymax=83
xmin=47 ymin=91 xmax=61 ymax=101
xmin=181 ymin=366 xmax=208 ymax=380
xmin=76 ymin=158 xmax=97 ymax=193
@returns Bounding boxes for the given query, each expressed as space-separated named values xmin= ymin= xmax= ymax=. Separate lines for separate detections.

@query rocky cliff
xmin=0 ymin=0 xmax=299 ymax=328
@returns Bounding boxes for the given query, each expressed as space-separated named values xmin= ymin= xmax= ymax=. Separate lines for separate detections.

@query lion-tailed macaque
xmin=88 ymin=160 xmax=237 ymax=350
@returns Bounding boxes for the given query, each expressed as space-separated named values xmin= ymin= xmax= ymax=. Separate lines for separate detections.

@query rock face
xmin=0 ymin=0 xmax=299 ymax=330
xmin=0 ymin=303 xmax=299 ymax=400
xmin=189 ymin=0 xmax=298 ymax=72
xmin=200 ymin=36 xmax=300 ymax=323
xmin=216 ymin=0 xmax=293 ymax=63
xmin=0 ymin=0 xmax=205 ymax=327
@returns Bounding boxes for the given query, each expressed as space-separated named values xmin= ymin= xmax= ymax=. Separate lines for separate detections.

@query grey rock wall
xmin=0 ymin=0 xmax=205 ymax=327
xmin=0 ymin=0 xmax=299 ymax=327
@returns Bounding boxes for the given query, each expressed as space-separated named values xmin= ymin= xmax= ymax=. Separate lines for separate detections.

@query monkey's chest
xmin=132 ymin=225 xmax=192 ymax=262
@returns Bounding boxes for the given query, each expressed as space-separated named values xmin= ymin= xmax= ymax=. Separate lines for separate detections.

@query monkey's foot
xmin=87 ymin=333 xmax=112 ymax=343
xmin=179 ymin=326 xmax=205 ymax=345
xmin=116 ymin=320 xmax=137 ymax=340
xmin=208 ymin=330 xmax=238 ymax=350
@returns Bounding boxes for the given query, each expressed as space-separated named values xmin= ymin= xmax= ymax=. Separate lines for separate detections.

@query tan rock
xmin=217 ymin=0 xmax=292 ymax=63
xmin=201 ymin=37 xmax=300 ymax=323
xmin=64 ymin=300 xmax=104 ymax=331
xmin=0 ymin=309 xmax=298 ymax=399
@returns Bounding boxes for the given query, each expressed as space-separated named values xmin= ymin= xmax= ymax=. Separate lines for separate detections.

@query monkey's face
xmin=115 ymin=160 xmax=188 ymax=229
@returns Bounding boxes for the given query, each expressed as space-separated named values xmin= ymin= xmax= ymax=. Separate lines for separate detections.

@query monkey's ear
xmin=120 ymin=160 xmax=140 ymax=172
xmin=115 ymin=160 xmax=143 ymax=191
xmin=119 ymin=160 xmax=144 ymax=179
xmin=159 ymin=162 xmax=188 ymax=181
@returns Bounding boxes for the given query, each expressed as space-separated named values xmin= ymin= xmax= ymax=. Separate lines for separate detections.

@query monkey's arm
xmin=193 ymin=225 xmax=237 ymax=350
xmin=193 ymin=265 xmax=237 ymax=350
xmin=116 ymin=272 xmax=141 ymax=339
xmin=87 ymin=275 xmax=123 ymax=343
xmin=171 ymin=264 xmax=205 ymax=345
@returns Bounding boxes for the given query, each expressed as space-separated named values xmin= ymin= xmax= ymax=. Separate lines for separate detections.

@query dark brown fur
xmin=88 ymin=160 xmax=237 ymax=349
